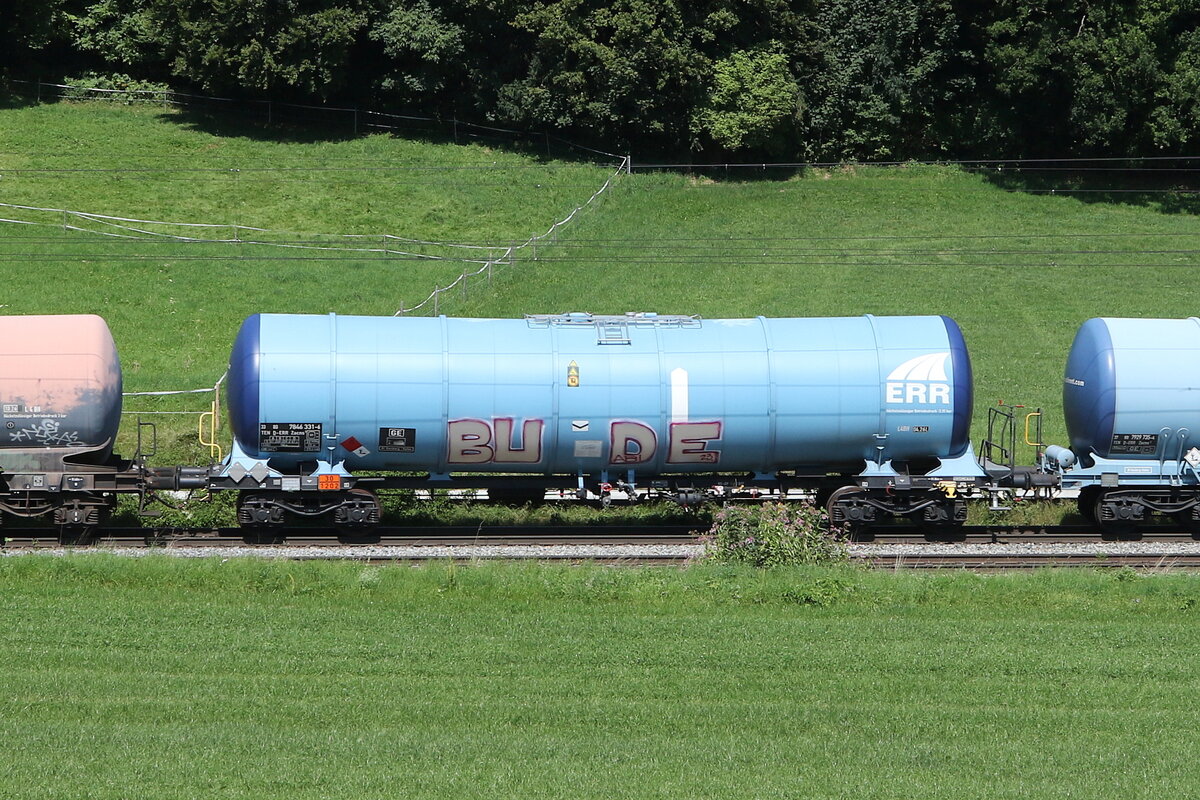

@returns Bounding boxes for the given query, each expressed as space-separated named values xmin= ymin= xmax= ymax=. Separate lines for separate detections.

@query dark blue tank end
xmin=941 ymin=316 xmax=973 ymax=457
xmin=1063 ymin=318 xmax=1116 ymax=459
xmin=227 ymin=314 xmax=262 ymax=451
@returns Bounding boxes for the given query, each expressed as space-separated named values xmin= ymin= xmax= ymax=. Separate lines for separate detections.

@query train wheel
xmin=826 ymin=486 xmax=873 ymax=539
xmin=54 ymin=500 xmax=111 ymax=545
xmin=916 ymin=498 xmax=967 ymax=542
xmin=1093 ymin=492 xmax=1141 ymax=541
xmin=237 ymin=492 xmax=286 ymax=538
xmin=333 ymin=488 xmax=382 ymax=529
xmin=921 ymin=520 xmax=967 ymax=543
xmin=57 ymin=526 xmax=97 ymax=546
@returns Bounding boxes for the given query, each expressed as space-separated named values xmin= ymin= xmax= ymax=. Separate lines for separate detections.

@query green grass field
xmin=1 ymin=557 xmax=1198 ymax=799
xmin=4 ymin=99 xmax=1200 ymax=798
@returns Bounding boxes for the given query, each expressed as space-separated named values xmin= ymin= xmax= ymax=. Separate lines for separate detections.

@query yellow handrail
xmin=198 ymin=398 xmax=222 ymax=460
xmin=1024 ymin=411 xmax=1043 ymax=447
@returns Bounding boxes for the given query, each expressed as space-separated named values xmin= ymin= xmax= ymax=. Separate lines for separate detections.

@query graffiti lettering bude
xmin=447 ymin=418 xmax=722 ymax=465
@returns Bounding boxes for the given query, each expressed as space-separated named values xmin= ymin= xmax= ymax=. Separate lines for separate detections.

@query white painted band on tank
xmin=670 ymin=368 xmax=689 ymax=422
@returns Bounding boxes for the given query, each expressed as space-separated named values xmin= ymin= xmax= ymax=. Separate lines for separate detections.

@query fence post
xmin=36 ymin=79 xmax=41 ymax=104
xmin=461 ymin=273 xmax=468 ymax=302
xmin=487 ymin=261 xmax=493 ymax=287
xmin=433 ymin=287 xmax=440 ymax=316
xmin=453 ymin=117 xmax=459 ymax=145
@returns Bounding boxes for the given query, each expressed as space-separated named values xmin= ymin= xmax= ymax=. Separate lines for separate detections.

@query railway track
xmin=856 ymin=552 xmax=1200 ymax=570
xmin=5 ymin=524 xmax=1200 ymax=570
xmin=0 ymin=524 xmax=704 ymax=549
xmin=1 ymin=523 xmax=1199 ymax=548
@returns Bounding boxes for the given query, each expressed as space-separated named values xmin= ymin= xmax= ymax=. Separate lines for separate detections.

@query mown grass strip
xmin=0 ymin=557 xmax=1198 ymax=798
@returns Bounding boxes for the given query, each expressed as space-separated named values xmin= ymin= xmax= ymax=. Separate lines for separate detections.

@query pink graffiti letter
xmin=667 ymin=421 xmax=722 ymax=464
xmin=493 ymin=418 xmax=544 ymax=463
xmin=447 ymin=419 xmax=493 ymax=464
xmin=609 ymin=421 xmax=657 ymax=465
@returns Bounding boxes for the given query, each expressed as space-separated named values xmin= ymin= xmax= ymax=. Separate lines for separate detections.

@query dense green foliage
xmin=2 ymin=556 xmax=1200 ymax=797
xmin=6 ymin=0 xmax=1199 ymax=158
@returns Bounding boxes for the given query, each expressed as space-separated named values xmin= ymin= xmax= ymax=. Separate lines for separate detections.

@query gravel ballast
xmin=6 ymin=540 xmax=1200 ymax=561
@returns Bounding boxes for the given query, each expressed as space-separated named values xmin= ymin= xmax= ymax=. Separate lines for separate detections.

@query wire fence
xmin=0 ymin=200 xmax=515 ymax=265
xmin=0 ymin=153 xmax=631 ymax=314
xmin=393 ymin=156 xmax=629 ymax=316
xmin=1 ymin=77 xmax=633 ymax=307
xmin=1 ymin=79 xmax=633 ymax=398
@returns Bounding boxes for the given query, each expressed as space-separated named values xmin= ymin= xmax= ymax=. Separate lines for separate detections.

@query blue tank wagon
xmin=218 ymin=312 xmax=987 ymax=530
xmin=1042 ymin=317 xmax=1200 ymax=534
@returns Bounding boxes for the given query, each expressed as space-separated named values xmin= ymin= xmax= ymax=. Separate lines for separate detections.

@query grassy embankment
xmin=2 ymin=98 xmax=1198 ymax=524
xmin=0 ymin=98 xmax=618 ymax=464
xmin=1 ymin=556 xmax=1198 ymax=799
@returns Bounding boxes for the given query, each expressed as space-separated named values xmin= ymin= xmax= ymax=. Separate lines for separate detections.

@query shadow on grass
xmin=634 ymin=161 xmax=1200 ymax=207
xmin=0 ymin=89 xmax=42 ymax=111
xmin=633 ymin=163 xmax=808 ymax=184
xmin=658 ymin=161 xmax=1200 ymax=209
xmin=3 ymin=77 xmax=609 ymax=165
xmin=979 ymin=167 xmax=1200 ymax=215
xmin=155 ymin=97 xmax=600 ymax=165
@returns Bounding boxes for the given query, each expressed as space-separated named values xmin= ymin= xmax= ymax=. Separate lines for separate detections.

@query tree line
xmin=4 ymin=0 xmax=1199 ymax=160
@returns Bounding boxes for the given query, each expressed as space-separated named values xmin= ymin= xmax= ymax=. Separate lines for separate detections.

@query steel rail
xmin=1 ymin=523 xmax=1197 ymax=551
xmin=856 ymin=552 xmax=1200 ymax=571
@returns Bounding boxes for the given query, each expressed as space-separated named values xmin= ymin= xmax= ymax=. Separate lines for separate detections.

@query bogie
xmin=236 ymin=489 xmax=382 ymax=531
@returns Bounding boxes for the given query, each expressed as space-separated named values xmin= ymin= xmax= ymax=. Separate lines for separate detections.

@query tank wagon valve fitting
xmin=1043 ymin=445 xmax=1076 ymax=470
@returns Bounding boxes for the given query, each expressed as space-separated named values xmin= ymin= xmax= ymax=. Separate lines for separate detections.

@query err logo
xmin=885 ymin=352 xmax=951 ymax=405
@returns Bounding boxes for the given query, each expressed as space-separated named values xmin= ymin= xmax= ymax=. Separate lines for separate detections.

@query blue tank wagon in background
xmin=1043 ymin=317 xmax=1200 ymax=534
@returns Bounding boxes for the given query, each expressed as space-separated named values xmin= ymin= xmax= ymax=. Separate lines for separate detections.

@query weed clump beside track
xmin=701 ymin=501 xmax=849 ymax=566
